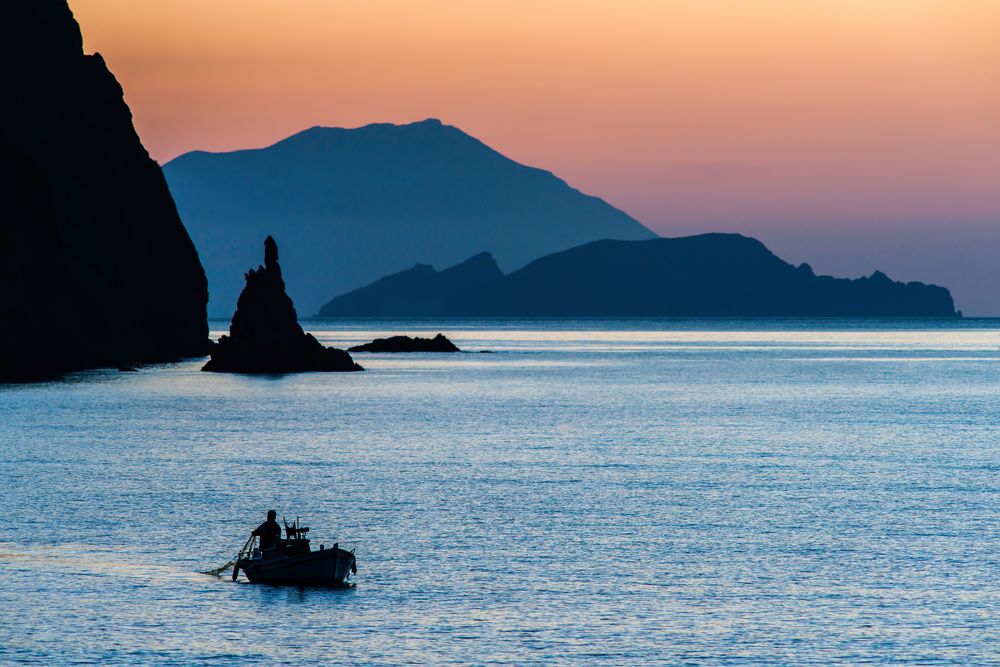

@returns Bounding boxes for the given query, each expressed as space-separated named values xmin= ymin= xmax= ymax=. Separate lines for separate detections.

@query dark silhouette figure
xmin=203 ymin=236 xmax=362 ymax=373
xmin=320 ymin=234 xmax=959 ymax=318
xmin=349 ymin=334 xmax=460 ymax=353
xmin=252 ymin=510 xmax=282 ymax=551
xmin=0 ymin=1 xmax=209 ymax=382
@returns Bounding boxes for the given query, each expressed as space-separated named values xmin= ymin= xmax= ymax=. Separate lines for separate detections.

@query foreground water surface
xmin=2 ymin=319 xmax=999 ymax=665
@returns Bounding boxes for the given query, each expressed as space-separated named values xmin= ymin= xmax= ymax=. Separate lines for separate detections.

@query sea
xmin=1 ymin=319 xmax=998 ymax=666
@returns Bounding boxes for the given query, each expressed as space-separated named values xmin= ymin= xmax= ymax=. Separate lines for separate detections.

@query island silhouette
xmin=318 ymin=234 xmax=958 ymax=318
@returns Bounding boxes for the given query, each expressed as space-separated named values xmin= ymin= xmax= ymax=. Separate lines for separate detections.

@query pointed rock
xmin=203 ymin=237 xmax=362 ymax=373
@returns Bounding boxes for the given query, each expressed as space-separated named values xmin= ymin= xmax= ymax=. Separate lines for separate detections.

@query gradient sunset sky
xmin=71 ymin=0 xmax=1000 ymax=313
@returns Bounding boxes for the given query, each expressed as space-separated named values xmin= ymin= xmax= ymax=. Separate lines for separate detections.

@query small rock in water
xmin=349 ymin=333 xmax=460 ymax=353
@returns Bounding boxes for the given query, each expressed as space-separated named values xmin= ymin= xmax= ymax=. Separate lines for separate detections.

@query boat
xmin=232 ymin=518 xmax=357 ymax=587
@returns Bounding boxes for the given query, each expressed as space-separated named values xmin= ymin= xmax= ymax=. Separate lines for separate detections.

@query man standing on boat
xmin=252 ymin=510 xmax=282 ymax=550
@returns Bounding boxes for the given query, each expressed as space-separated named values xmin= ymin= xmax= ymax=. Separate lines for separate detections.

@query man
xmin=252 ymin=510 xmax=282 ymax=550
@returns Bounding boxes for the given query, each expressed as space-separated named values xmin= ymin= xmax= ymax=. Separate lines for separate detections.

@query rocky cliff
xmin=0 ymin=1 xmax=208 ymax=381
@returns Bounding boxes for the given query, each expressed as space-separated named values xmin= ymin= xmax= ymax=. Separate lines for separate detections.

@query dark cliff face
xmin=0 ymin=1 xmax=209 ymax=381
xmin=320 ymin=233 xmax=959 ymax=318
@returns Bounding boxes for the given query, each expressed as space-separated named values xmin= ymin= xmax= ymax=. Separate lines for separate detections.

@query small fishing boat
xmin=232 ymin=519 xmax=357 ymax=587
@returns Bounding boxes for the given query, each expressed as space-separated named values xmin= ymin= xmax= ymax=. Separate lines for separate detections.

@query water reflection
xmin=246 ymin=582 xmax=358 ymax=606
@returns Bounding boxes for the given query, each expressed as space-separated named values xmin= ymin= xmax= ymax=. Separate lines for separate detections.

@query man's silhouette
xmin=252 ymin=510 xmax=282 ymax=550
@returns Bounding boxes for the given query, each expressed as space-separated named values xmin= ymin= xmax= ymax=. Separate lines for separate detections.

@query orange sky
xmin=69 ymin=0 xmax=1000 ymax=310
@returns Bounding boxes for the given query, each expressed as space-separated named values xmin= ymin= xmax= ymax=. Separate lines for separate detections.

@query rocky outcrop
xmin=349 ymin=334 xmax=460 ymax=353
xmin=204 ymin=237 xmax=362 ymax=373
xmin=0 ymin=1 xmax=209 ymax=382
xmin=320 ymin=234 xmax=959 ymax=318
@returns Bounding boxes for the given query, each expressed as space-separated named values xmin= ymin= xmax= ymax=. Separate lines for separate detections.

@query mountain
xmin=317 ymin=251 xmax=503 ymax=317
xmin=163 ymin=119 xmax=656 ymax=317
xmin=0 ymin=1 xmax=208 ymax=381
xmin=318 ymin=233 xmax=958 ymax=318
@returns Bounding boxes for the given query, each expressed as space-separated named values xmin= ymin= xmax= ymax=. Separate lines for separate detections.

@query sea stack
xmin=203 ymin=237 xmax=362 ymax=373
xmin=0 ymin=0 xmax=209 ymax=381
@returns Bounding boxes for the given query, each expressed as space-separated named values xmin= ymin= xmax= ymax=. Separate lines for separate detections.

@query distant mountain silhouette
xmin=318 ymin=234 xmax=958 ymax=317
xmin=319 ymin=251 xmax=503 ymax=317
xmin=0 ymin=1 xmax=208 ymax=381
xmin=163 ymin=119 xmax=655 ymax=317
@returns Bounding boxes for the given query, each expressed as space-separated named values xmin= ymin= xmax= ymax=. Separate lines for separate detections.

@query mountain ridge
xmin=164 ymin=118 xmax=655 ymax=317
xmin=173 ymin=120 xmax=617 ymax=208
xmin=317 ymin=233 xmax=958 ymax=318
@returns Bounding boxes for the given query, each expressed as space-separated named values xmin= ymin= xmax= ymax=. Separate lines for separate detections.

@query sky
xmin=70 ymin=0 xmax=1000 ymax=313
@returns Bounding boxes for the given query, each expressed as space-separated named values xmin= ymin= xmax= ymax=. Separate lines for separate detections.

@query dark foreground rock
xmin=349 ymin=334 xmax=460 ymax=353
xmin=0 ymin=1 xmax=209 ymax=382
xmin=204 ymin=237 xmax=362 ymax=373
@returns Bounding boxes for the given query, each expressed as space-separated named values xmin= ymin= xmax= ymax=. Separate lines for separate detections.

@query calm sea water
xmin=2 ymin=319 xmax=999 ymax=666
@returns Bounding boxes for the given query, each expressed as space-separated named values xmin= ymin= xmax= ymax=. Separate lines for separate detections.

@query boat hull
xmin=237 ymin=546 xmax=356 ymax=587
